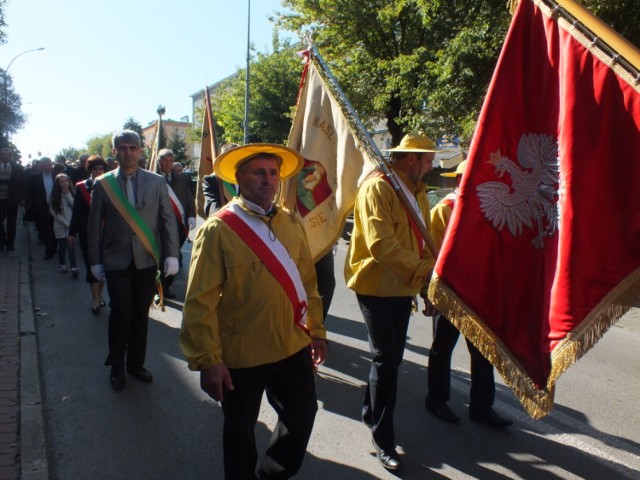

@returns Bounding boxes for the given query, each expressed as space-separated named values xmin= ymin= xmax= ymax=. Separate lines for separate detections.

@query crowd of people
xmin=0 ymin=131 xmax=512 ymax=479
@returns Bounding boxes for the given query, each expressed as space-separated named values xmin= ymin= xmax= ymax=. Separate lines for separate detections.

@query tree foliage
xmin=85 ymin=133 xmax=113 ymax=158
xmin=0 ymin=0 xmax=7 ymax=46
xmin=122 ymin=117 xmax=146 ymax=146
xmin=214 ymin=38 xmax=304 ymax=145
xmin=1 ymin=72 xmax=26 ymax=146
xmin=168 ymin=129 xmax=188 ymax=164
xmin=277 ymin=0 xmax=512 ymax=145
xmin=59 ymin=146 xmax=84 ymax=163
xmin=580 ymin=0 xmax=640 ymax=47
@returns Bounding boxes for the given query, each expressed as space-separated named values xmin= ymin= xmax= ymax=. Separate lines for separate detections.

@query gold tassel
xmin=429 ymin=267 xmax=640 ymax=419
xmin=429 ymin=273 xmax=553 ymax=419
xmin=508 ymin=0 xmax=519 ymax=15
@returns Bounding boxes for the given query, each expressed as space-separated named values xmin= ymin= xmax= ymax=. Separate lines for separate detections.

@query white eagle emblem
xmin=476 ymin=133 xmax=559 ymax=249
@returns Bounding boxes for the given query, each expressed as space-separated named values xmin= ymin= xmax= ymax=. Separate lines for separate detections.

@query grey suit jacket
xmin=87 ymin=167 xmax=179 ymax=271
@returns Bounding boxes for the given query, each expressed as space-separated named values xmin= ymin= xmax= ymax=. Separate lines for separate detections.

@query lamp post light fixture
xmin=3 ymin=47 xmax=45 ymax=143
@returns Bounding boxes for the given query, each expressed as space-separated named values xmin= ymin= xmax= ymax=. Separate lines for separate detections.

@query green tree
xmin=86 ymin=133 xmax=113 ymax=158
xmin=122 ymin=117 xmax=146 ymax=146
xmin=0 ymin=0 xmax=7 ymax=46
xmin=167 ymin=130 xmax=188 ymax=164
xmin=1 ymin=72 xmax=26 ymax=147
xmin=59 ymin=147 xmax=84 ymax=163
xmin=278 ymin=0 xmax=512 ymax=145
xmin=214 ymin=39 xmax=303 ymax=144
xmin=580 ymin=0 xmax=640 ymax=47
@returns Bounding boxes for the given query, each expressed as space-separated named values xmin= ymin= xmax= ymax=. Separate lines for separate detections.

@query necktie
xmin=165 ymin=174 xmax=170 ymax=184
xmin=125 ymin=175 xmax=135 ymax=206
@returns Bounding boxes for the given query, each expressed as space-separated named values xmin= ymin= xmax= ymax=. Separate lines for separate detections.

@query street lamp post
xmin=3 ymin=47 xmax=45 ymax=143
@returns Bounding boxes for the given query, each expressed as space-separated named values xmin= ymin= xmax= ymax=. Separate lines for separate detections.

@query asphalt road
xmin=30 ymin=224 xmax=640 ymax=479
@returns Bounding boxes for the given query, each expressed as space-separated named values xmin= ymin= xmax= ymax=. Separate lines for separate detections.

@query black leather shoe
xmin=426 ymin=398 xmax=460 ymax=423
xmin=372 ymin=439 xmax=402 ymax=471
xmin=110 ymin=366 xmax=126 ymax=391
xmin=469 ymin=407 xmax=513 ymax=428
xmin=126 ymin=366 xmax=153 ymax=383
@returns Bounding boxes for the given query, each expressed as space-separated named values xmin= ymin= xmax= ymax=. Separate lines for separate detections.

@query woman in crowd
xmin=49 ymin=173 xmax=78 ymax=277
xmin=69 ymin=156 xmax=107 ymax=314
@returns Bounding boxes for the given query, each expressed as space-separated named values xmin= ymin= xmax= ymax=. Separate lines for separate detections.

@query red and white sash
xmin=167 ymin=185 xmax=188 ymax=236
xmin=217 ymin=203 xmax=309 ymax=333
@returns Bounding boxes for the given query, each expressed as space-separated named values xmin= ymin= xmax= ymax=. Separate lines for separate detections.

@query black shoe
xmin=126 ymin=366 xmax=153 ymax=383
xmin=43 ymin=254 xmax=54 ymax=260
xmin=426 ymin=398 xmax=460 ymax=423
xmin=110 ymin=366 xmax=126 ymax=391
xmin=91 ymin=306 xmax=100 ymax=315
xmin=469 ymin=407 xmax=513 ymax=428
xmin=372 ymin=439 xmax=402 ymax=471
xmin=99 ymin=301 xmax=106 ymax=307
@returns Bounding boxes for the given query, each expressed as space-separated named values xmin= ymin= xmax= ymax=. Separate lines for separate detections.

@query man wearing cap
xmin=181 ymin=143 xmax=327 ymax=480
xmin=345 ymin=132 xmax=437 ymax=471
xmin=426 ymin=159 xmax=512 ymax=428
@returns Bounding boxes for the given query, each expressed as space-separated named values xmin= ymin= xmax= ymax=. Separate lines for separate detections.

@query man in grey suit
xmin=88 ymin=130 xmax=179 ymax=391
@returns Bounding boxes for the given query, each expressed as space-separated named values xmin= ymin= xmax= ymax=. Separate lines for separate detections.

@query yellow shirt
xmin=344 ymin=168 xmax=435 ymax=297
xmin=180 ymin=198 xmax=325 ymax=370
xmin=430 ymin=192 xmax=456 ymax=251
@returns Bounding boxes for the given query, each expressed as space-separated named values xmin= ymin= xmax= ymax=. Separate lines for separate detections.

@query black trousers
xmin=104 ymin=262 xmax=157 ymax=368
xmin=222 ymin=348 xmax=318 ymax=480
xmin=427 ymin=311 xmax=495 ymax=411
xmin=314 ymin=250 xmax=336 ymax=321
xmin=0 ymin=200 xmax=18 ymax=247
xmin=357 ymin=294 xmax=412 ymax=450
xmin=35 ymin=213 xmax=56 ymax=256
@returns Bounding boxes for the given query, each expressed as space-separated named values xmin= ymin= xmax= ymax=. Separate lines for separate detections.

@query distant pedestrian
xmin=425 ymin=159 xmax=512 ymax=428
xmin=88 ymin=130 xmax=179 ymax=391
xmin=69 ymin=155 xmax=108 ymax=314
xmin=201 ymin=143 xmax=239 ymax=217
xmin=27 ymin=156 xmax=57 ymax=259
xmin=50 ymin=173 xmax=78 ymax=276
xmin=0 ymin=147 xmax=27 ymax=251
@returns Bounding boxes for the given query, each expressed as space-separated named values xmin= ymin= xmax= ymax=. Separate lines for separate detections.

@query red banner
xmin=429 ymin=0 xmax=640 ymax=418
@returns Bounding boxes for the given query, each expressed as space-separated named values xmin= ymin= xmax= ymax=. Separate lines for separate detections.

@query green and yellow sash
xmin=101 ymin=173 xmax=166 ymax=309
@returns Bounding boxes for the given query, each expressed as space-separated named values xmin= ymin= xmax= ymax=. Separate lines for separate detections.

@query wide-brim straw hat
xmin=386 ymin=132 xmax=441 ymax=153
xmin=213 ymin=143 xmax=304 ymax=183
xmin=441 ymin=159 xmax=468 ymax=177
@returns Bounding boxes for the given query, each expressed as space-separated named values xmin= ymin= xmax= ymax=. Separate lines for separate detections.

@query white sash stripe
xmin=228 ymin=203 xmax=308 ymax=324
xmin=167 ymin=185 xmax=185 ymax=224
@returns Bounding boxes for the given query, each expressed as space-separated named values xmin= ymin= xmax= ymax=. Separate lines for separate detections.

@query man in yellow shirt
xmin=345 ymin=132 xmax=437 ymax=471
xmin=427 ymin=160 xmax=512 ymax=428
xmin=181 ymin=144 xmax=327 ymax=480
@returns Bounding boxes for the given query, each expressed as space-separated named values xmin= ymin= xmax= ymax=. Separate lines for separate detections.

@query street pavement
xmin=3 ymin=220 xmax=640 ymax=479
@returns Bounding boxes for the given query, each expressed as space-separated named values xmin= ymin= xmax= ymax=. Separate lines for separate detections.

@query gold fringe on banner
xmin=549 ymin=267 xmax=640 ymax=385
xmin=429 ymin=273 xmax=554 ymax=419
xmin=429 ymin=267 xmax=640 ymax=419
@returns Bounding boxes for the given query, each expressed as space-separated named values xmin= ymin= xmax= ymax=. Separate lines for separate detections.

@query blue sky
xmin=2 ymin=0 xmax=293 ymax=159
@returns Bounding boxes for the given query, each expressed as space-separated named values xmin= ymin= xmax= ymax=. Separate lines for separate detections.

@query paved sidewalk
xmin=0 ymin=227 xmax=48 ymax=480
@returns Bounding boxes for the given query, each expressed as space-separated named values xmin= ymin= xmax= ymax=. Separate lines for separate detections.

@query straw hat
xmin=440 ymin=159 xmax=468 ymax=177
xmin=386 ymin=132 xmax=441 ymax=153
xmin=213 ymin=143 xmax=304 ymax=183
